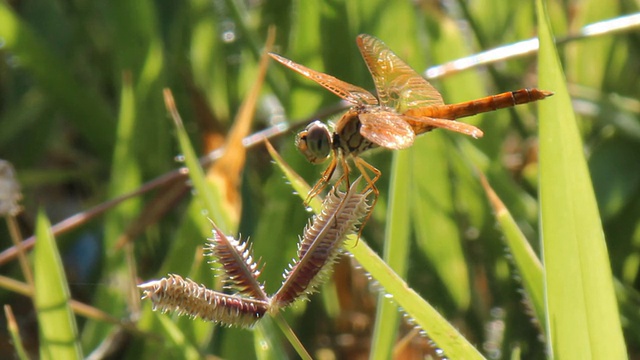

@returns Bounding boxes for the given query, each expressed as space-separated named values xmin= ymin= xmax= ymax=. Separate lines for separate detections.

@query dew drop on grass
xmin=220 ymin=21 xmax=236 ymax=43
xmin=174 ymin=154 xmax=185 ymax=162
xmin=222 ymin=30 xmax=236 ymax=43
xmin=256 ymin=338 xmax=268 ymax=350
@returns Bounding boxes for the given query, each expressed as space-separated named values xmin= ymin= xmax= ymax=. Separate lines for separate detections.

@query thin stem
xmin=6 ymin=216 xmax=33 ymax=287
xmin=271 ymin=310 xmax=312 ymax=360
xmin=4 ymin=305 xmax=29 ymax=360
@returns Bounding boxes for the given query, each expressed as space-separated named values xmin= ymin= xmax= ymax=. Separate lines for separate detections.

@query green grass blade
xmin=346 ymin=237 xmax=485 ymax=360
xmin=265 ymin=314 xmax=308 ymax=360
xmin=163 ymin=90 xmax=234 ymax=232
xmin=479 ymin=173 xmax=545 ymax=328
xmin=34 ymin=210 xmax=82 ymax=360
xmin=81 ymin=73 xmax=142 ymax=351
xmin=536 ymin=0 xmax=627 ymax=358
xmin=107 ymin=0 xmax=171 ymax=176
xmin=370 ymin=150 xmax=412 ymax=359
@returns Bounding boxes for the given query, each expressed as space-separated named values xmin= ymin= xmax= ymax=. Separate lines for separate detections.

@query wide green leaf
xmin=536 ymin=0 xmax=627 ymax=358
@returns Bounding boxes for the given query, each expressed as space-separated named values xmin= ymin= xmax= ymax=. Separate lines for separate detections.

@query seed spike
xmin=138 ymin=274 xmax=268 ymax=328
xmin=272 ymin=178 xmax=372 ymax=308
xmin=205 ymin=220 xmax=268 ymax=301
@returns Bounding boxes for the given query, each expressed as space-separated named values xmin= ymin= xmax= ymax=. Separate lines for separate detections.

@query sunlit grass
xmin=0 ymin=0 xmax=638 ymax=359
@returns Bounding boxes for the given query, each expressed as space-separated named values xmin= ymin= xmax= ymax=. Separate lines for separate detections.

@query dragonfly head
xmin=295 ymin=120 xmax=332 ymax=164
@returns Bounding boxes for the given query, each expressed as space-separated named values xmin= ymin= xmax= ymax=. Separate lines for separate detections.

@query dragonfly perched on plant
xmin=269 ymin=34 xmax=553 ymax=201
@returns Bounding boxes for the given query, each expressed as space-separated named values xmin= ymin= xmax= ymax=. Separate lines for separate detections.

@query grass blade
xmin=370 ymin=150 xmax=411 ymax=359
xmin=34 ymin=210 xmax=82 ymax=360
xmin=479 ymin=173 xmax=545 ymax=328
xmin=163 ymin=89 xmax=234 ymax=232
xmin=4 ymin=305 xmax=29 ymax=360
xmin=81 ymin=72 xmax=142 ymax=351
xmin=346 ymin=237 xmax=485 ymax=360
xmin=536 ymin=0 xmax=627 ymax=357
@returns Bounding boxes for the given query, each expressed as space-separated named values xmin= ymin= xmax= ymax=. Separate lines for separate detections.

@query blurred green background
xmin=1 ymin=0 xmax=639 ymax=359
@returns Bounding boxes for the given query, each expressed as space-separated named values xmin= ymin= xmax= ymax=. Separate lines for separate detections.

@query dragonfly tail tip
xmin=541 ymin=90 xmax=555 ymax=97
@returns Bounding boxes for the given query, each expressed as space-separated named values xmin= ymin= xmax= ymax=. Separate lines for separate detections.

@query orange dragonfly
xmin=270 ymin=34 xmax=552 ymax=200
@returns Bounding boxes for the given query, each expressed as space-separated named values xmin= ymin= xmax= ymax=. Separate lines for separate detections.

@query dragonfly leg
xmin=351 ymin=157 xmax=381 ymax=241
xmin=327 ymin=157 xmax=354 ymax=229
xmin=306 ymin=155 xmax=338 ymax=205
xmin=340 ymin=156 xmax=351 ymax=189
xmin=354 ymin=157 xmax=381 ymax=194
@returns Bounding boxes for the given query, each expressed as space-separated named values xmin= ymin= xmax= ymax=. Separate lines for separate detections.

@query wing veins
xmin=269 ymin=53 xmax=378 ymax=106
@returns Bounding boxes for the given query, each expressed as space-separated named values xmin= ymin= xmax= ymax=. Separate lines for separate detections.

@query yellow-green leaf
xmin=34 ymin=210 xmax=82 ymax=360
xmin=536 ymin=0 xmax=627 ymax=358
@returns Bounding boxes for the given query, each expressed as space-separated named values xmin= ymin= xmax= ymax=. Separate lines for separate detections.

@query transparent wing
xmin=269 ymin=53 xmax=378 ymax=106
xmin=402 ymin=115 xmax=484 ymax=139
xmin=359 ymin=112 xmax=415 ymax=150
xmin=356 ymin=34 xmax=444 ymax=113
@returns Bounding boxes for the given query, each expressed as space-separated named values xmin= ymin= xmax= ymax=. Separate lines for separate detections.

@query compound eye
xmin=295 ymin=121 xmax=332 ymax=164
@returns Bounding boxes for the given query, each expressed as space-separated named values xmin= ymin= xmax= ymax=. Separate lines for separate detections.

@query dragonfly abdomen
xmin=407 ymin=88 xmax=553 ymax=120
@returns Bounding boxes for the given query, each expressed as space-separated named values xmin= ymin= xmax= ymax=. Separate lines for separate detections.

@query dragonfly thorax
xmin=333 ymin=109 xmax=377 ymax=157
xmin=295 ymin=120 xmax=333 ymax=164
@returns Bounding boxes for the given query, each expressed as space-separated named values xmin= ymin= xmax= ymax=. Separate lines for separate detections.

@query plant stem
xmin=271 ymin=310 xmax=312 ymax=360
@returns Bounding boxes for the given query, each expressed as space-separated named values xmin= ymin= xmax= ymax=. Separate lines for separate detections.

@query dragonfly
xmin=269 ymin=34 xmax=553 ymax=201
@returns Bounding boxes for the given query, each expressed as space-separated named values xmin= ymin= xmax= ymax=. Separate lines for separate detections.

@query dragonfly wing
xmin=402 ymin=115 xmax=484 ymax=139
xmin=359 ymin=112 xmax=415 ymax=150
xmin=269 ymin=53 xmax=378 ymax=106
xmin=356 ymin=34 xmax=444 ymax=112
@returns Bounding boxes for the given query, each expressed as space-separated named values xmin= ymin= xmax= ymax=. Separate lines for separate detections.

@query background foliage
xmin=1 ymin=0 xmax=639 ymax=359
